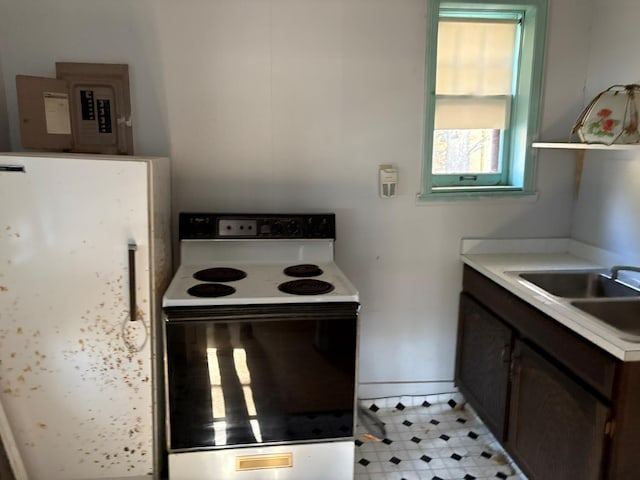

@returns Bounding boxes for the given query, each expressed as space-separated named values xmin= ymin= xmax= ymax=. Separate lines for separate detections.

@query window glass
xmin=432 ymin=129 xmax=501 ymax=175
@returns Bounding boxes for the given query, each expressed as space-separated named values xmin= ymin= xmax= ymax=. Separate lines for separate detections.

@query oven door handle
xmin=128 ymin=242 xmax=138 ymax=322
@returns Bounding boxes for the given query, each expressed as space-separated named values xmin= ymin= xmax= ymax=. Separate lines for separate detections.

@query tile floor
xmin=354 ymin=392 xmax=527 ymax=480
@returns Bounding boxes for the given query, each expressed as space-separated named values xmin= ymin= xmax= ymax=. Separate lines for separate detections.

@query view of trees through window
xmin=432 ymin=129 xmax=501 ymax=175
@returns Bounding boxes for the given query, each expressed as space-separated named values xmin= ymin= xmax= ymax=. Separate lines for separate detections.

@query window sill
xmin=416 ymin=187 xmax=539 ymax=204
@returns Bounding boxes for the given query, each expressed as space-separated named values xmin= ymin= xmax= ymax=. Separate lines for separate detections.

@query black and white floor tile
xmin=354 ymin=392 xmax=527 ymax=480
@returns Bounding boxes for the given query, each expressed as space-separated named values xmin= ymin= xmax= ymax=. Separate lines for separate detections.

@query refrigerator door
xmin=0 ymin=154 xmax=154 ymax=479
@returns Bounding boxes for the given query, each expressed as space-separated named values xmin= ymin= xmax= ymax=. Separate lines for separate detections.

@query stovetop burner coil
xmin=193 ymin=267 xmax=247 ymax=282
xmin=283 ymin=264 xmax=324 ymax=278
xmin=187 ymin=283 xmax=236 ymax=298
xmin=278 ymin=279 xmax=335 ymax=295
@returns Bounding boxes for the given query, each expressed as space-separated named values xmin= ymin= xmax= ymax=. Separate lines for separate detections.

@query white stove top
xmin=163 ymin=213 xmax=359 ymax=307
xmin=162 ymin=261 xmax=359 ymax=307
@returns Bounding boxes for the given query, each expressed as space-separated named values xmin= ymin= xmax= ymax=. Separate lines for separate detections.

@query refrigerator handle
xmin=128 ymin=242 xmax=138 ymax=322
xmin=0 ymin=165 xmax=26 ymax=173
xmin=124 ymin=241 xmax=148 ymax=354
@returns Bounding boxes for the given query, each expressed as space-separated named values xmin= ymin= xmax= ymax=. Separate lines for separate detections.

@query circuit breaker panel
xmin=16 ymin=62 xmax=133 ymax=155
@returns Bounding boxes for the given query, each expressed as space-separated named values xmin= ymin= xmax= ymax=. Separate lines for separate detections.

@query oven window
xmin=165 ymin=306 xmax=357 ymax=450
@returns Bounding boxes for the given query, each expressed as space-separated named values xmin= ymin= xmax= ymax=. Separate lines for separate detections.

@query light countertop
xmin=460 ymin=238 xmax=640 ymax=361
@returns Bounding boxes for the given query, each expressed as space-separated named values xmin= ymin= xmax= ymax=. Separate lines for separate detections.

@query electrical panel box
xmin=16 ymin=63 xmax=133 ymax=155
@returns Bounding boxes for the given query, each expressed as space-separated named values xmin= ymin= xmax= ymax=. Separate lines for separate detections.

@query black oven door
xmin=163 ymin=302 xmax=359 ymax=451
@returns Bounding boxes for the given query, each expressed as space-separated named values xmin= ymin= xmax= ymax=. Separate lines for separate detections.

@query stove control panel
xmin=180 ymin=213 xmax=336 ymax=239
xmin=218 ymin=219 xmax=258 ymax=237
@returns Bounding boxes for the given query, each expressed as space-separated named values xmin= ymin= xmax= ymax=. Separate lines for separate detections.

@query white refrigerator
xmin=0 ymin=152 xmax=171 ymax=479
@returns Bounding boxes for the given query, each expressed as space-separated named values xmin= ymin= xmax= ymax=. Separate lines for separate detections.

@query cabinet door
xmin=456 ymin=293 xmax=512 ymax=439
xmin=508 ymin=340 xmax=610 ymax=480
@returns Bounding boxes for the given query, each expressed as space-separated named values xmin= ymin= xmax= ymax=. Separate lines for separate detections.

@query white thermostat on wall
xmin=379 ymin=164 xmax=398 ymax=198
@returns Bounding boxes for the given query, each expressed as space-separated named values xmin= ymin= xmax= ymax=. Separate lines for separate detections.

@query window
xmin=419 ymin=0 xmax=548 ymax=200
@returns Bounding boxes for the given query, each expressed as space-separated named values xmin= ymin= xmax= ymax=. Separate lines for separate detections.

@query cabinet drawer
xmin=462 ymin=265 xmax=617 ymax=401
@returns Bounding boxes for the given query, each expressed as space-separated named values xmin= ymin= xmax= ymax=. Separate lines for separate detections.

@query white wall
xmin=570 ymin=0 xmax=640 ymax=266
xmin=0 ymin=52 xmax=9 ymax=150
xmin=0 ymin=0 xmax=585 ymax=397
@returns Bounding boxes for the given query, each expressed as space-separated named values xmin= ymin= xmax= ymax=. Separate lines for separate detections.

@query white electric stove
xmin=163 ymin=213 xmax=358 ymax=307
xmin=162 ymin=213 xmax=360 ymax=480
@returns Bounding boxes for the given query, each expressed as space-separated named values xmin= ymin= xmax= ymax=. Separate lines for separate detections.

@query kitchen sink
xmin=571 ymin=299 xmax=640 ymax=342
xmin=518 ymin=271 xmax=640 ymax=298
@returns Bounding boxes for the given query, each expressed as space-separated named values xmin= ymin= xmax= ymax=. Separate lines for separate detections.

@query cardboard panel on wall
xmin=16 ymin=75 xmax=74 ymax=151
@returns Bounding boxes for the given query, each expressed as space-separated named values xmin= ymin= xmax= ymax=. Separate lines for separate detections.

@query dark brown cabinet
xmin=457 ymin=264 xmax=640 ymax=480
xmin=456 ymin=293 xmax=512 ymax=440
xmin=508 ymin=339 xmax=609 ymax=480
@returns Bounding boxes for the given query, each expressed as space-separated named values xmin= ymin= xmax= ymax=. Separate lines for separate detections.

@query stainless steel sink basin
xmin=518 ymin=271 xmax=640 ymax=298
xmin=571 ymin=300 xmax=640 ymax=341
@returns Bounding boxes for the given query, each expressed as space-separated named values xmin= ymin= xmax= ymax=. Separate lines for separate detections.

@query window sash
xmin=435 ymin=95 xmax=512 ymax=130
xmin=432 ymin=172 xmax=505 ymax=187
xmin=435 ymin=19 xmax=518 ymax=98
xmin=431 ymin=128 xmax=507 ymax=186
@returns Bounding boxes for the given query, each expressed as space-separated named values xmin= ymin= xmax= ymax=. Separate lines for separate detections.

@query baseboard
xmin=358 ymin=381 xmax=457 ymax=399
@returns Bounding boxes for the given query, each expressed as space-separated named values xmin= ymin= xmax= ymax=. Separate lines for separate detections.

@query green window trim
xmin=418 ymin=0 xmax=548 ymax=202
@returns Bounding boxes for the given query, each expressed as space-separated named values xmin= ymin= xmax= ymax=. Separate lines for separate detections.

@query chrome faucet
xmin=610 ymin=265 xmax=640 ymax=280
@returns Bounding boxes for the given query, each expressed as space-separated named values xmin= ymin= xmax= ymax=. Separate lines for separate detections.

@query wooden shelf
xmin=533 ymin=142 xmax=640 ymax=195
xmin=532 ymin=142 xmax=640 ymax=151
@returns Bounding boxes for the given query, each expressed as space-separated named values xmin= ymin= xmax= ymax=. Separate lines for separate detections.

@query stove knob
xmin=288 ymin=220 xmax=300 ymax=235
xmin=312 ymin=217 xmax=329 ymax=237
xmin=272 ymin=221 xmax=284 ymax=235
